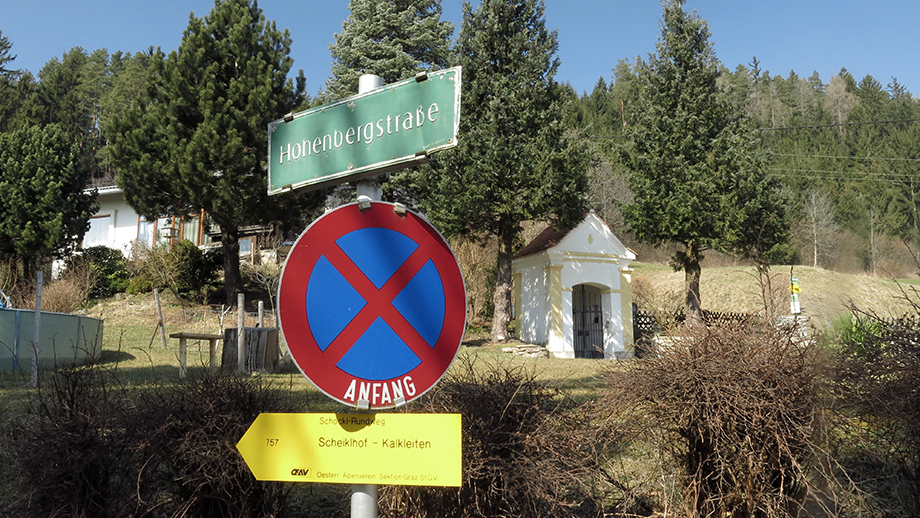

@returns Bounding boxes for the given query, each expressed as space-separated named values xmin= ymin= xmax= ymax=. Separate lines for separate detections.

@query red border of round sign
xmin=277 ymin=201 xmax=467 ymax=409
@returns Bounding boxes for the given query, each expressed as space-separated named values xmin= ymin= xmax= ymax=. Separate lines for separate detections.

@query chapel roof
xmin=512 ymin=224 xmax=572 ymax=260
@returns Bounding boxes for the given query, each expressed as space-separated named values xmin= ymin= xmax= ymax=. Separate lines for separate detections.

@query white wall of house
xmin=83 ymin=186 xmax=148 ymax=256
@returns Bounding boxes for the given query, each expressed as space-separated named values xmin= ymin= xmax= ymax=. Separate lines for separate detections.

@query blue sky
xmin=2 ymin=1 xmax=919 ymax=97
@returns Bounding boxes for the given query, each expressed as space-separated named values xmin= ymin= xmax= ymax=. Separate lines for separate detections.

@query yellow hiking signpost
xmin=236 ymin=412 xmax=462 ymax=487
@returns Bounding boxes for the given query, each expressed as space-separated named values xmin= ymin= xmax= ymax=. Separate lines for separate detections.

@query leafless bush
xmin=380 ymin=357 xmax=620 ymax=518
xmin=41 ymin=262 xmax=98 ymax=313
xmin=751 ymin=265 xmax=790 ymax=323
xmin=12 ymin=356 xmax=137 ymax=518
xmin=133 ymin=374 xmax=298 ymax=518
xmin=605 ymin=320 xmax=844 ymax=518
xmin=7 ymin=358 xmax=301 ymax=518
xmin=835 ymin=306 xmax=920 ymax=516
xmin=632 ymin=276 xmax=684 ymax=331
xmin=0 ymin=257 xmax=20 ymax=305
xmin=242 ymin=259 xmax=282 ymax=311
xmin=450 ymin=236 xmax=498 ymax=324
xmin=126 ymin=242 xmax=180 ymax=295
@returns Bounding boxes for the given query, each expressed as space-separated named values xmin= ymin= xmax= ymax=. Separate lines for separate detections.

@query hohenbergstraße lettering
xmin=266 ymin=66 xmax=460 ymax=195
xmin=277 ymin=103 xmax=440 ymax=165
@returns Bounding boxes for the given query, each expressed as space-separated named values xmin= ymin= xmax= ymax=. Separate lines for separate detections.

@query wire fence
xmin=634 ymin=308 xmax=756 ymax=336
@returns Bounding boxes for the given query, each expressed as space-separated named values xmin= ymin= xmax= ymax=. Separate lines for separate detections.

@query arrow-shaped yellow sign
xmin=237 ymin=413 xmax=462 ymax=486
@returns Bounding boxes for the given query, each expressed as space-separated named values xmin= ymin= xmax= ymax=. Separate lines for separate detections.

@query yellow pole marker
xmin=237 ymin=413 xmax=462 ymax=486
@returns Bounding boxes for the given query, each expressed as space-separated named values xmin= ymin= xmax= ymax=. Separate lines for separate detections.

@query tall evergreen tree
xmin=32 ymin=49 xmax=93 ymax=138
xmin=96 ymin=51 xmax=154 ymax=183
xmin=413 ymin=0 xmax=589 ymax=342
xmin=0 ymin=31 xmax=22 ymax=131
xmin=323 ymin=0 xmax=453 ymax=102
xmin=107 ymin=0 xmax=311 ymax=302
xmin=0 ymin=124 xmax=96 ymax=280
xmin=619 ymin=0 xmax=789 ymax=316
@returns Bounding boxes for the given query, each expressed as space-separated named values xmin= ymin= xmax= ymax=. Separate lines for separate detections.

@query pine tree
xmin=107 ymin=0 xmax=312 ymax=302
xmin=619 ymin=0 xmax=789 ymax=317
xmin=413 ymin=0 xmax=589 ymax=342
xmin=0 ymin=31 xmax=22 ymax=131
xmin=0 ymin=124 xmax=96 ymax=280
xmin=323 ymin=0 xmax=453 ymax=102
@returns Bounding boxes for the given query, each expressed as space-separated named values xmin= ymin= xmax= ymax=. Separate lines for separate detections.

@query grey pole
xmin=357 ymin=74 xmax=385 ymax=202
xmin=237 ymin=292 xmax=246 ymax=373
xmin=351 ymin=484 xmax=378 ymax=518
xmin=351 ymin=73 xmax=383 ymax=518
xmin=31 ymin=270 xmax=42 ymax=387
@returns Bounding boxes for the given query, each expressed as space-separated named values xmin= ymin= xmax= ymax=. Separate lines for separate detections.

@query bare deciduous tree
xmin=825 ymin=75 xmax=859 ymax=134
xmin=797 ymin=188 xmax=840 ymax=269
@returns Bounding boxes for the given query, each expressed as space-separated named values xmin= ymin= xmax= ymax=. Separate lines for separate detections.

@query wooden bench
xmin=169 ymin=332 xmax=223 ymax=378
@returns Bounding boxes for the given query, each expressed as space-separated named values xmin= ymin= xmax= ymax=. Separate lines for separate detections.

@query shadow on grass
xmin=95 ymin=349 xmax=136 ymax=365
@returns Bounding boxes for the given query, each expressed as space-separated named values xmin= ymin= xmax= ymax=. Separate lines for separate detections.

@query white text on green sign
xmin=267 ymin=67 xmax=461 ymax=195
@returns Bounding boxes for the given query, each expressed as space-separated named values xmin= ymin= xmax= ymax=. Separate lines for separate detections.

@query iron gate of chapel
xmin=573 ymin=284 xmax=604 ymax=359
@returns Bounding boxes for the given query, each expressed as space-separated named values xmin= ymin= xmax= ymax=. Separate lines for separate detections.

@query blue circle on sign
xmin=305 ymin=227 xmax=447 ymax=380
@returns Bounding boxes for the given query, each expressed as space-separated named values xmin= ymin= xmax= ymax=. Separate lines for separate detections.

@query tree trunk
xmin=683 ymin=242 xmax=702 ymax=320
xmin=221 ymin=224 xmax=243 ymax=304
xmin=812 ymin=208 xmax=819 ymax=269
xmin=491 ymin=230 xmax=514 ymax=343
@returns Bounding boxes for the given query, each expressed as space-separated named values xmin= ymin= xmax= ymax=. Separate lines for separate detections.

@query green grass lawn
xmin=0 ymin=292 xmax=611 ymax=415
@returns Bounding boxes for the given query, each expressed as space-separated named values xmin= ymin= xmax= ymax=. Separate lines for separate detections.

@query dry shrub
xmin=126 ymin=242 xmax=179 ymax=297
xmin=242 ymin=259 xmax=282 ymax=309
xmin=631 ymin=275 xmax=684 ymax=331
xmin=0 ymin=257 xmax=20 ymax=305
xmin=605 ymin=320 xmax=841 ymax=518
xmin=8 ymin=362 xmax=299 ymax=518
xmin=13 ymin=358 xmax=138 ymax=518
xmin=752 ymin=265 xmax=792 ymax=323
xmin=835 ymin=306 xmax=920 ymax=515
xmin=41 ymin=262 xmax=98 ymax=313
xmin=380 ymin=357 xmax=619 ymax=518
xmin=0 ymin=258 xmax=96 ymax=312
xmin=451 ymin=237 xmax=497 ymax=324
xmin=133 ymin=374 xmax=297 ymax=518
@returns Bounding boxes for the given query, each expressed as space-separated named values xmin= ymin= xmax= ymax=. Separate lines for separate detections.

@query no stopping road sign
xmin=278 ymin=201 xmax=466 ymax=409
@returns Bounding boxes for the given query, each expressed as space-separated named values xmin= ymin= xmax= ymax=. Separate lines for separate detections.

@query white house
xmin=512 ymin=212 xmax=636 ymax=359
xmin=83 ymin=186 xmax=209 ymax=256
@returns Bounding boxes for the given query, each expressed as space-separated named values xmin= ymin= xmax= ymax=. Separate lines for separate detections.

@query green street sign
xmin=267 ymin=67 xmax=461 ymax=195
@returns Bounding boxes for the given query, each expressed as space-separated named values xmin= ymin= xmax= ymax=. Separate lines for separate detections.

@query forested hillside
xmin=567 ymin=60 xmax=920 ymax=277
xmin=4 ymin=2 xmax=920 ymax=289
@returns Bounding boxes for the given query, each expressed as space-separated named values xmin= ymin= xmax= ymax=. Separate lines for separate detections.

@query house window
xmin=137 ymin=216 xmax=155 ymax=250
xmin=157 ymin=217 xmax=175 ymax=247
xmin=182 ymin=215 xmax=201 ymax=245
xmin=84 ymin=214 xmax=112 ymax=248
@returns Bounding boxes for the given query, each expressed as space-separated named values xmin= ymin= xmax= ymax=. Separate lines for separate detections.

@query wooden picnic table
xmin=169 ymin=332 xmax=223 ymax=378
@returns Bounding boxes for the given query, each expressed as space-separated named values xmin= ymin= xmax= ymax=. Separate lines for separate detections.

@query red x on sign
xmin=278 ymin=201 xmax=467 ymax=409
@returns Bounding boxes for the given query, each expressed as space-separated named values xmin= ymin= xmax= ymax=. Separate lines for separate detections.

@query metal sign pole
xmin=31 ymin=270 xmax=42 ymax=387
xmin=351 ymin=483 xmax=378 ymax=518
xmin=351 ymin=73 xmax=384 ymax=518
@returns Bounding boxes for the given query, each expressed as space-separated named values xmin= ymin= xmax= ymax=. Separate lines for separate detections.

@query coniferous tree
xmin=107 ymin=0 xmax=312 ymax=301
xmin=0 ymin=124 xmax=96 ymax=280
xmin=323 ymin=0 xmax=453 ymax=102
xmin=0 ymin=31 xmax=22 ymax=131
xmin=414 ymin=0 xmax=589 ymax=342
xmin=619 ymin=0 xmax=789 ymax=316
